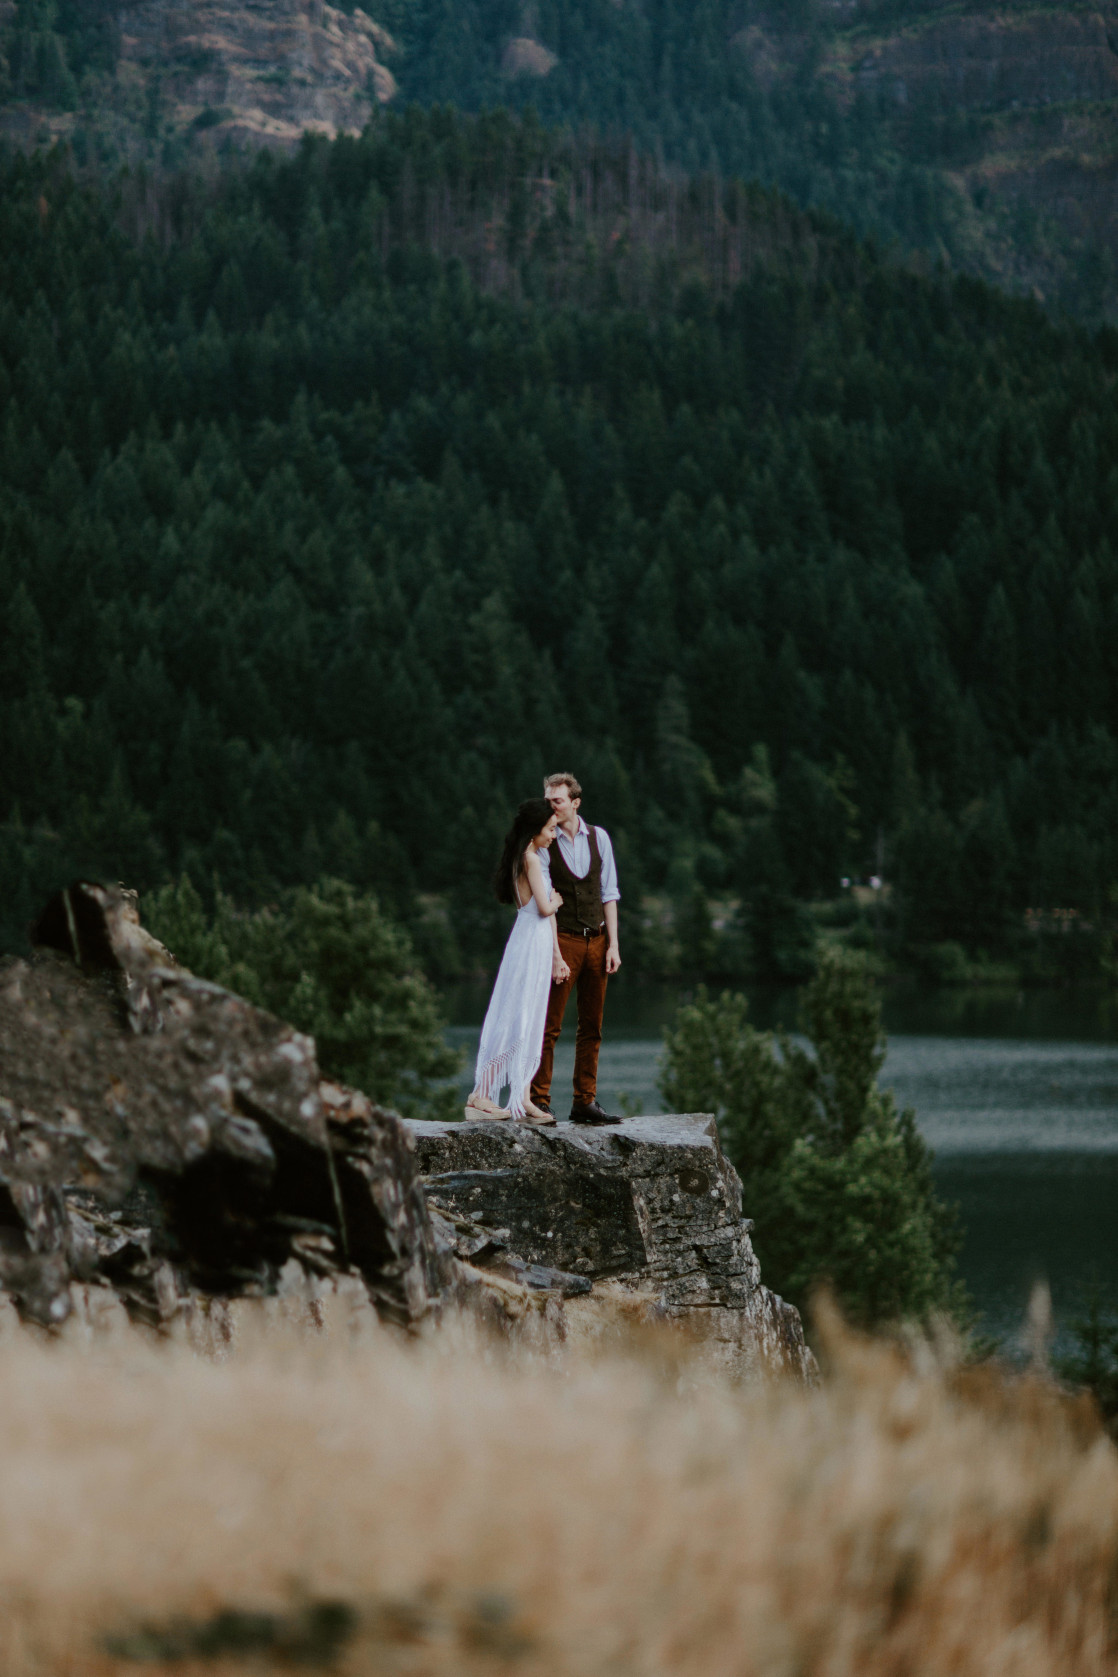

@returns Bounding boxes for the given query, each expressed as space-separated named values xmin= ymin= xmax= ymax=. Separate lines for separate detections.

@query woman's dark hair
xmin=494 ymin=799 xmax=555 ymax=903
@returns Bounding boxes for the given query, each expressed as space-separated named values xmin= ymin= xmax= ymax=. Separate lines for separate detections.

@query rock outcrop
xmin=409 ymin=1112 xmax=817 ymax=1382
xmin=0 ymin=882 xmax=446 ymax=1328
xmin=0 ymin=880 xmax=815 ymax=1383
xmin=501 ymin=37 xmax=558 ymax=79
xmin=118 ymin=0 xmax=396 ymax=145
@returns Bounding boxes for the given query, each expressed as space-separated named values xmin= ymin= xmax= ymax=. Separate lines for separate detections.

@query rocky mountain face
xmin=118 ymin=0 xmax=396 ymax=145
xmin=2 ymin=0 xmax=1116 ymax=302
xmin=0 ymin=0 xmax=396 ymax=150
xmin=492 ymin=0 xmax=1118 ymax=306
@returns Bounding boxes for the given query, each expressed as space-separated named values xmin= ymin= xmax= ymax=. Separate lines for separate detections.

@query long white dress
xmin=472 ymin=852 xmax=554 ymax=1118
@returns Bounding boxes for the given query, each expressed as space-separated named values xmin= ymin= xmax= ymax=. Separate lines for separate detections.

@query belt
xmin=561 ymin=923 xmax=606 ymax=940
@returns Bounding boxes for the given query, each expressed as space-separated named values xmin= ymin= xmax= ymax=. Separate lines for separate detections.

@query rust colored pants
xmin=531 ymin=929 xmax=609 ymax=1109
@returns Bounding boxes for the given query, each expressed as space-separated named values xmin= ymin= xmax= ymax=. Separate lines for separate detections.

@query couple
xmin=465 ymin=772 xmax=622 ymax=1127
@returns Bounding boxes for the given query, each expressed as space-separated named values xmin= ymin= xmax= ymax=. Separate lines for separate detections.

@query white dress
xmin=473 ymin=852 xmax=554 ymax=1117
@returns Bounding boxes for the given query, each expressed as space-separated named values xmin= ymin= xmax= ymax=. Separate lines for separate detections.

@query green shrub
xmin=143 ymin=875 xmax=463 ymax=1119
xmin=660 ymin=948 xmax=965 ymax=1329
xmin=746 ymin=886 xmax=818 ymax=983
xmin=915 ymin=941 xmax=970 ymax=985
xmin=1053 ymin=1284 xmax=1118 ymax=1433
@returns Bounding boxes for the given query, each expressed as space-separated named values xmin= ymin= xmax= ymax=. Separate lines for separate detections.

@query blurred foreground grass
xmin=0 ymin=1282 xmax=1113 ymax=1677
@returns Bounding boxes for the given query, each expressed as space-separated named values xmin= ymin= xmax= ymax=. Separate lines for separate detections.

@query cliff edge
xmin=409 ymin=1111 xmax=817 ymax=1383
xmin=0 ymin=880 xmax=815 ymax=1382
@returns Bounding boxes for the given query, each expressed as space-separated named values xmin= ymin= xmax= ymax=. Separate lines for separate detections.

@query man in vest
xmin=531 ymin=771 xmax=622 ymax=1125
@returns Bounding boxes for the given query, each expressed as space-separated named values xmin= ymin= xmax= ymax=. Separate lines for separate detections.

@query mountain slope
xmin=4 ymin=0 xmax=1118 ymax=312
xmin=386 ymin=0 xmax=1118 ymax=315
xmin=2 ymin=119 xmax=1118 ymax=975
xmin=0 ymin=0 xmax=396 ymax=153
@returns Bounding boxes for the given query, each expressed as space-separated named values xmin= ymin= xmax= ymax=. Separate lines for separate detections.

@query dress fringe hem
xmin=472 ymin=1041 xmax=537 ymax=1119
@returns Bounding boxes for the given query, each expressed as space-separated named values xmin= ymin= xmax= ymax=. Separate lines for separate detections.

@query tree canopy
xmin=2 ymin=116 xmax=1118 ymax=977
xmin=143 ymin=874 xmax=463 ymax=1117
xmin=659 ymin=950 xmax=966 ymax=1328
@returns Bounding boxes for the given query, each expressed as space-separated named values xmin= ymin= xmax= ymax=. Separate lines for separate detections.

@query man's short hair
xmin=544 ymin=772 xmax=582 ymax=800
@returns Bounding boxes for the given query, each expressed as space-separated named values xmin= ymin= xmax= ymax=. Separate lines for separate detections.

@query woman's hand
xmin=549 ymin=889 xmax=563 ymax=911
xmin=552 ymin=953 xmax=571 ymax=983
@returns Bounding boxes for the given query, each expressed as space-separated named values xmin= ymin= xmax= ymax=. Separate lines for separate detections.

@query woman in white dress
xmin=466 ymin=799 xmax=570 ymax=1125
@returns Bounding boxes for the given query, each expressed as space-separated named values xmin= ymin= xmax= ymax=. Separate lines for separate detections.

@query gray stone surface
xmin=408 ymin=1113 xmax=817 ymax=1382
xmin=0 ymin=882 xmax=450 ymax=1328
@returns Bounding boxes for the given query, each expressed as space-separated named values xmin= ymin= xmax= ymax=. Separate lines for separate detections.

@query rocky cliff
xmin=118 ymin=0 xmax=396 ymax=145
xmin=0 ymin=0 xmax=396 ymax=149
xmin=0 ymin=881 xmax=447 ymax=1328
xmin=409 ymin=1112 xmax=816 ymax=1383
xmin=0 ymin=882 xmax=815 ymax=1382
xmin=3 ymin=0 xmax=1118 ymax=304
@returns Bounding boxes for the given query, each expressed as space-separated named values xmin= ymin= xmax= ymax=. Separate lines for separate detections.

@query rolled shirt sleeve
xmin=595 ymin=825 xmax=620 ymax=904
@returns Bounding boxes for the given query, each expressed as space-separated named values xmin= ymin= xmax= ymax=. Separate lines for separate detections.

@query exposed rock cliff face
xmin=409 ymin=1112 xmax=817 ymax=1383
xmin=118 ymin=0 xmax=396 ymax=144
xmin=0 ymin=882 xmax=815 ymax=1382
xmin=0 ymin=882 xmax=446 ymax=1328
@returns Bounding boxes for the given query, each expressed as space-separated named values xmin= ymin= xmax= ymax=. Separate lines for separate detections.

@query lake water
xmin=444 ymin=981 xmax=1118 ymax=1348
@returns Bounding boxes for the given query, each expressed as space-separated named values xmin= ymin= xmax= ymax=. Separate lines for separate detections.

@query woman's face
xmin=534 ymin=814 xmax=559 ymax=848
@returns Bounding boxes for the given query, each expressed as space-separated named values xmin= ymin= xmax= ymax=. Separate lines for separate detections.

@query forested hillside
xmin=384 ymin=0 xmax=1118 ymax=316
xmin=3 ymin=112 xmax=1118 ymax=979
xmin=5 ymin=0 xmax=1118 ymax=317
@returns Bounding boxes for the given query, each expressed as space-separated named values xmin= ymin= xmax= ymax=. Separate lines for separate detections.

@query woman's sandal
xmin=465 ymin=1095 xmax=511 ymax=1121
xmin=521 ymin=1101 xmax=557 ymax=1126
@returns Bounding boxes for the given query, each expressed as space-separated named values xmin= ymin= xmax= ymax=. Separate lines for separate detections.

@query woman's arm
xmin=524 ymin=850 xmax=561 ymax=917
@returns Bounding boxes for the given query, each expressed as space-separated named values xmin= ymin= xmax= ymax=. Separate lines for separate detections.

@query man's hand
xmin=603 ymin=900 xmax=621 ymax=975
xmin=553 ymin=953 xmax=571 ymax=983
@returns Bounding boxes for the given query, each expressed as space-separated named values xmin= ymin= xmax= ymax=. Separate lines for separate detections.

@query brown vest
xmin=549 ymin=825 xmax=605 ymax=935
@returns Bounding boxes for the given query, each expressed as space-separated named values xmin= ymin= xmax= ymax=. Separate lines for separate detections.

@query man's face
xmin=546 ymin=782 xmax=580 ymax=825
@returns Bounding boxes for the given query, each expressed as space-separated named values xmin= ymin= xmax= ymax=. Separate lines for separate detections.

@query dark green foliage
xmin=746 ymin=888 xmax=818 ymax=984
xmin=384 ymin=0 xmax=1116 ymax=319
xmin=2 ymin=120 xmax=1118 ymax=976
xmin=143 ymin=876 xmax=463 ymax=1117
xmin=1 ymin=0 xmax=1113 ymax=318
xmin=1053 ymin=1283 xmax=1118 ymax=1434
xmin=105 ymin=1599 xmax=358 ymax=1666
xmin=659 ymin=948 xmax=965 ymax=1327
xmin=4 ymin=0 xmax=78 ymax=106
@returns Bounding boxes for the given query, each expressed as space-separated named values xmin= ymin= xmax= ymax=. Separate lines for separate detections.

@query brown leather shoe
xmin=568 ymin=1099 xmax=621 ymax=1125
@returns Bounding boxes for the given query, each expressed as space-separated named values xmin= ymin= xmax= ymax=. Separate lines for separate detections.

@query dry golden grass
xmin=0 ymin=1283 xmax=1113 ymax=1677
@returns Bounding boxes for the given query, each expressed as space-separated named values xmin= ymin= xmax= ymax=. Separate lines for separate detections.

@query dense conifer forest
xmin=3 ymin=111 xmax=1118 ymax=980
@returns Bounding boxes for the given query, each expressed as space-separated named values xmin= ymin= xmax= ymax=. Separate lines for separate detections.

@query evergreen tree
xmin=143 ymin=876 xmax=463 ymax=1118
xmin=659 ymin=949 xmax=966 ymax=1329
